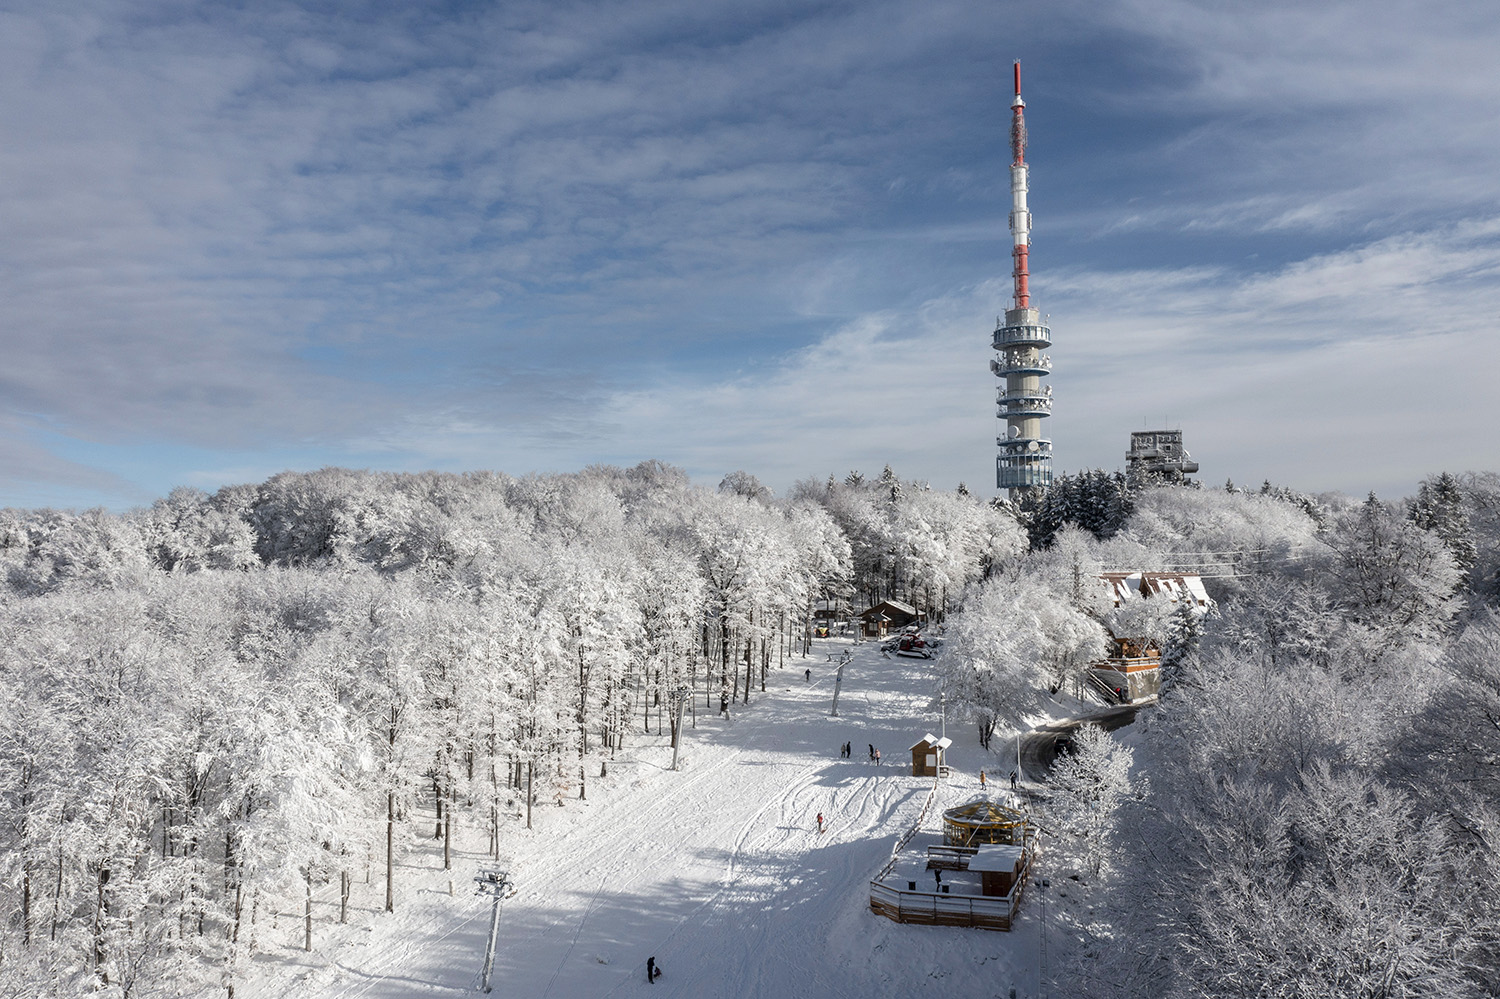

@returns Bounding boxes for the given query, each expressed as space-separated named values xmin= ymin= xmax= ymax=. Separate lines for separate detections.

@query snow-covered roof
xmin=968 ymin=844 xmax=1026 ymax=872
xmin=1099 ymin=571 xmax=1212 ymax=609
xmin=910 ymin=733 xmax=954 ymax=751
xmin=860 ymin=599 xmax=917 ymax=619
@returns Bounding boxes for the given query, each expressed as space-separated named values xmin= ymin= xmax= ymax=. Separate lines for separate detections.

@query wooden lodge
xmin=1091 ymin=571 xmax=1212 ymax=702
xmin=859 ymin=599 xmax=921 ymax=638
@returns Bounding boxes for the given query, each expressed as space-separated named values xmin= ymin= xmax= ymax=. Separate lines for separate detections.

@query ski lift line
xmin=1100 ymin=550 xmax=1323 ymax=572
xmin=1118 ymin=546 xmax=1321 ymax=560
xmin=1096 ymin=558 xmax=1322 ymax=573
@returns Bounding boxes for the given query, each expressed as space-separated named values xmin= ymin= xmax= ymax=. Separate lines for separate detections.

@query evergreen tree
xmin=1408 ymin=471 xmax=1477 ymax=590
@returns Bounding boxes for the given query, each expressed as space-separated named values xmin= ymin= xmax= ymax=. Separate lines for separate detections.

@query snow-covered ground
xmin=237 ymin=640 xmax=1088 ymax=999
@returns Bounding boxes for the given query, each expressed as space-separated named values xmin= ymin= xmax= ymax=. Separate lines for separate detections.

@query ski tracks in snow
xmin=248 ymin=643 xmax=952 ymax=999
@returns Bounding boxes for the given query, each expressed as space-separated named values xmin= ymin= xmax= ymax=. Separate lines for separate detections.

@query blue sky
xmin=2 ymin=0 xmax=1498 ymax=510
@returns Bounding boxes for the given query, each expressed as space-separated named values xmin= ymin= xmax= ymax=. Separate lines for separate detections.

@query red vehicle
xmin=882 ymin=629 xmax=938 ymax=659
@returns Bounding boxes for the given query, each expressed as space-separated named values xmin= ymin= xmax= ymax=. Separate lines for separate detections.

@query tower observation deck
xmin=994 ymin=61 xmax=1052 ymax=498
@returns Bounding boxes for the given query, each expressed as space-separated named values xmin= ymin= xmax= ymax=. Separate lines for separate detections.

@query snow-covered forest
xmin=1 ymin=463 xmax=1498 ymax=997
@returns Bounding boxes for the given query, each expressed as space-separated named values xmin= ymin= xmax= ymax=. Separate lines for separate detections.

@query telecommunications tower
xmin=991 ymin=60 xmax=1053 ymax=499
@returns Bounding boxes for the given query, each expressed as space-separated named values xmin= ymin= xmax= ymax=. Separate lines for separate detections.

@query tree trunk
xmin=443 ymin=793 xmax=453 ymax=871
xmin=50 ymin=842 xmax=63 ymax=942
xmin=93 ymin=865 xmax=110 ymax=985
xmin=385 ymin=792 xmax=395 ymax=913
xmin=719 ymin=616 xmax=730 ymax=698
xmin=578 ymin=648 xmax=588 ymax=801
xmin=743 ymin=636 xmax=753 ymax=705
xmin=304 ymin=869 xmax=313 ymax=952
xmin=21 ymin=866 xmax=32 ymax=945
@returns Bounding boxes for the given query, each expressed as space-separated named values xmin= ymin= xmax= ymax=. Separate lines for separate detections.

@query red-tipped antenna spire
xmin=1009 ymin=60 xmax=1031 ymax=311
xmin=993 ymin=60 xmax=1053 ymax=498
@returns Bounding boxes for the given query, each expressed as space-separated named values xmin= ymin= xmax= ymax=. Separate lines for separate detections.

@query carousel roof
xmin=941 ymin=798 xmax=1026 ymax=828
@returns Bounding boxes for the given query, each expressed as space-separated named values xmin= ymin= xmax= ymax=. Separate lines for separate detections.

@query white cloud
xmin=1 ymin=0 xmax=1497 ymax=507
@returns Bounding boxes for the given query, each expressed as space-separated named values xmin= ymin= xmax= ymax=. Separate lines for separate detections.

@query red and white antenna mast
xmin=991 ymin=59 xmax=1052 ymax=498
xmin=1009 ymin=60 xmax=1031 ymax=311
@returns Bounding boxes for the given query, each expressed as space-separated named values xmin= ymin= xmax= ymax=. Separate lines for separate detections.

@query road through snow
xmin=240 ymin=641 xmax=1047 ymax=999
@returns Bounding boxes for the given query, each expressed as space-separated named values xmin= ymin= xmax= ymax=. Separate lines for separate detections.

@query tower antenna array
xmin=992 ymin=60 xmax=1053 ymax=499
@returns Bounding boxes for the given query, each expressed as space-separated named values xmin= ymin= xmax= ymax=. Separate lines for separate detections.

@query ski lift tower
xmin=992 ymin=61 xmax=1054 ymax=501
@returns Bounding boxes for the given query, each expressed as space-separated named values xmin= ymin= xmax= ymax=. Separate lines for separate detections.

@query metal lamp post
xmin=475 ymin=868 xmax=514 ymax=993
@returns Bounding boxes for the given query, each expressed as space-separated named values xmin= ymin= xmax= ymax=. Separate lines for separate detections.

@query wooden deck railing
xmin=868 ymin=868 xmax=1028 ymax=932
xmin=874 ymin=774 xmax=941 ymax=882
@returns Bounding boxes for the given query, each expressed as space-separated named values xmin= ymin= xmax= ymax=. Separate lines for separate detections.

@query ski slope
xmin=239 ymin=640 xmax=1047 ymax=999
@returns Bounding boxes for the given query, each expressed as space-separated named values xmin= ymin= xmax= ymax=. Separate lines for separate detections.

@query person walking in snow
xmin=868 ymin=744 xmax=875 ymax=761
xmin=817 ymin=812 xmax=825 ymax=833
xmin=1010 ymin=769 xmax=1018 ymax=790
xmin=647 ymin=956 xmax=659 ymax=983
xmin=979 ymin=770 xmax=986 ymax=789
xmin=875 ymin=748 xmax=881 ymax=766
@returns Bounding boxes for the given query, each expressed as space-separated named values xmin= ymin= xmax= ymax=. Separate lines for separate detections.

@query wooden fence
xmin=874 ymin=775 xmax=941 ymax=882
xmin=868 ymin=877 xmax=1025 ymax=932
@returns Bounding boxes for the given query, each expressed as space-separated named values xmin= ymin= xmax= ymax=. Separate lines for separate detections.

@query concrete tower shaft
xmin=993 ymin=61 xmax=1053 ymax=497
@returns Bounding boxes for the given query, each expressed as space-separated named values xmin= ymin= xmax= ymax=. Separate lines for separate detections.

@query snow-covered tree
xmin=941 ymin=578 xmax=1108 ymax=746
xmin=1317 ymin=493 xmax=1460 ymax=644
xmin=1044 ymin=723 xmax=1134 ymax=878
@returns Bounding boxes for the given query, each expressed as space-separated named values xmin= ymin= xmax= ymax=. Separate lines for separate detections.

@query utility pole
xmin=671 ymin=686 xmax=689 ymax=771
xmin=939 ymin=691 xmax=948 ymax=774
xmin=1039 ymin=877 xmax=1050 ymax=999
xmin=829 ymin=649 xmax=851 ymax=716
xmin=475 ymin=868 xmax=513 ymax=993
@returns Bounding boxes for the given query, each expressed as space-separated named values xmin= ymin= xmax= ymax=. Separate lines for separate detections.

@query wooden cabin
xmin=859 ymin=600 xmax=920 ymax=638
xmin=969 ymin=844 xmax=1027 ymax=897
xmin=909 ymin=733 xmax=953 ymax=777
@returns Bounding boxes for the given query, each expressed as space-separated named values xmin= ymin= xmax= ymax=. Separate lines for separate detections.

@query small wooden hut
xmin=909 ymin=733 xmax=953 ymax=777
xmin=941 ymin=798 xmax=1028 ymax=848
xmin=969 ymin=844 xmax=1027 ymax=897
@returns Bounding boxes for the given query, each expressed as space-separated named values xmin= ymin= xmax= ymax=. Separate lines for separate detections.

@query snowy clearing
xmin=236 ymin=640 xmax=1070 ymax=999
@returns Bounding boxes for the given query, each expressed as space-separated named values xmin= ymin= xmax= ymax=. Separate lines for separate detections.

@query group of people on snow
xmin=836 ymin=742 xmax=880 ymax=764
